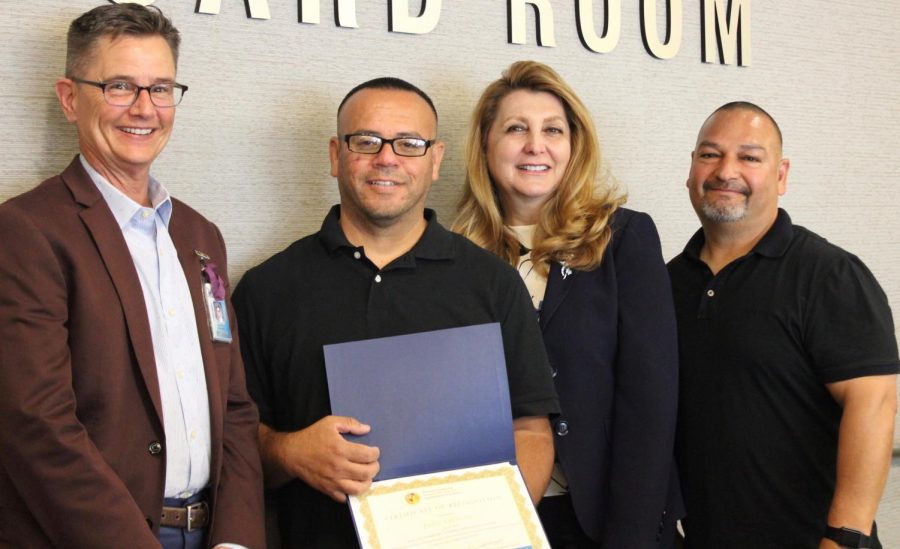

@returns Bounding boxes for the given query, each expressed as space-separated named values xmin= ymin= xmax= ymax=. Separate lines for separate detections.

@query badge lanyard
xmin=194 ymin=250 xmax=233 ymax=343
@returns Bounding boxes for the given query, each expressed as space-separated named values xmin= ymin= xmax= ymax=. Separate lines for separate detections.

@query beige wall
xmin=1 ymin=1 xmax=897 ymax=542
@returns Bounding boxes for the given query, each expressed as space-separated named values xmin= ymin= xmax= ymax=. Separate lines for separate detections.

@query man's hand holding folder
xmin=257 ymin=417 xmax=380 ymax=502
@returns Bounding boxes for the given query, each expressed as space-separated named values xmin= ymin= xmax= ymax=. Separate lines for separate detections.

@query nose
xmin=128 ymin=88 xmax=155 ymax=116
xmin=713 ymin=153 xmax=740 ymax=180
xmin=372 ymin=141 xmax=400 ymax=167
xmin=523 ymin=130 xmax=546 ymax=154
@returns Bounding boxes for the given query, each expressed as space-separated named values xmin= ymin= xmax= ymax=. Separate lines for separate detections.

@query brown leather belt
xmin=160 ymin=501 xmax=209 ymax=531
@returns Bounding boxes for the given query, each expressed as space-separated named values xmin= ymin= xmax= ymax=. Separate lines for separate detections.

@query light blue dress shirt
xmin=81 ymin=156 xmax=211 ymax=499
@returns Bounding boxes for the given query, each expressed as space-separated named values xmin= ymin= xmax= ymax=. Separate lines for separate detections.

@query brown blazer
xmin=0 ymin=158 xmax=265 ymax=548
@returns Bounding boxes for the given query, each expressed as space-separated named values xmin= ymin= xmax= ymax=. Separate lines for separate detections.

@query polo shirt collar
xmin=682 ymin=208 xmax=794 ymax=263
xmin=752 ymin=209 xmax=794 ymax=258
xmin=318 ymin=205 xmax=455 ymax=261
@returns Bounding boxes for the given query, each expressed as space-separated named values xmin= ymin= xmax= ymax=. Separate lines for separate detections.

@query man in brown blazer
xmin=0 ymin=4 xmax=264 ymax=548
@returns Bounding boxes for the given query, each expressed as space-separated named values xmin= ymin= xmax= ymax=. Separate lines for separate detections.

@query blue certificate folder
xmin=323 ymin=323 xmax=516 ymax=481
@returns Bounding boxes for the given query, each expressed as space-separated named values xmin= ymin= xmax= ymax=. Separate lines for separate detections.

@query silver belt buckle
xmin=185 ymin=501 xmax=208 ymax=531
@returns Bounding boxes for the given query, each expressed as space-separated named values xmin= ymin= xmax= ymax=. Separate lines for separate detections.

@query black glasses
xmin=343 ymin=134 xmax=434 ymax=157
xmin=71 ymin=77 xmax=188 ymax=107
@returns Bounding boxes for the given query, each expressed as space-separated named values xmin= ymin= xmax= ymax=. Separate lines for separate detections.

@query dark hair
xmin=709 ymin=101 xmax=783 ymax=147
xmin=66 ymin=3 xmax=180 ymax=78
xmin=337 ymin=77 xmax=438 ymax=122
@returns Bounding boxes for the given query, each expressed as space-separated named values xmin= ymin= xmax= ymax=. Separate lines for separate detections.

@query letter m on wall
xmin=702 ymin=0 xmax=751 ymax=66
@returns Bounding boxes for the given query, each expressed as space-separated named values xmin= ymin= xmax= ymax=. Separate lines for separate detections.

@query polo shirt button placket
xmin=698 ymin=281 xmax=718 ymax=318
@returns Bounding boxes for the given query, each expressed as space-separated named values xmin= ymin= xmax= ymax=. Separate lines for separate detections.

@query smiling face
xmin=329 ymin=88 xmax=444 ymax=232
xmin=688 ymin=107 xmax=789 ymax=234
xmin=485 ymin=89 xmax=571 ymax=225
xmin=56 ymin=34 xmax=176 ymax=185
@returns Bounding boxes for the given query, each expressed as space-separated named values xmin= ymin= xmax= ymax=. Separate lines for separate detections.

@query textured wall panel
xmin=1 ymin=1 xmax=898 ymax=533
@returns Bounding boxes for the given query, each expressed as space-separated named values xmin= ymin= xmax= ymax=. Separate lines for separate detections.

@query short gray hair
xmin=65 ymin=3 xmax=180 ymax=78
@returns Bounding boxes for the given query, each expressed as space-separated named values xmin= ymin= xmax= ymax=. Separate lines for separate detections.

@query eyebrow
xmin=501 ymin=114 xmax=568 ymax=125
xmin=102 ymin=75 xmax=177 ymax=84
xmin=697 ymin=140 xmax=766 ymax=152
xmin=352 ymin=129 xmax=426 ymax=138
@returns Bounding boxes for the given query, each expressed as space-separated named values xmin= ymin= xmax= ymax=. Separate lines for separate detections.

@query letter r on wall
xmin=508 ymin=0 xmax=557 ymax=47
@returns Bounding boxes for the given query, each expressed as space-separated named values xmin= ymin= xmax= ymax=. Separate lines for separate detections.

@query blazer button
xmin=556 ymin=420 xmax=569 ymax=437
xmin=148 ymin=441 xmax=163 ymax=455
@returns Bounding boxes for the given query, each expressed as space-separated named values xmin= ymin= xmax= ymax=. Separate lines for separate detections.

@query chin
xmin=701 ymin=203 xmax=747 ymax=223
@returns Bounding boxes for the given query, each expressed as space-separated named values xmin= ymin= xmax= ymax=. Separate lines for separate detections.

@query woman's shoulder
xmin=610 ymin=207 xmax=660 ymax=241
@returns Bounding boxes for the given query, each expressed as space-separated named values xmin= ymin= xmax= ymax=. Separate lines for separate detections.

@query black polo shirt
xmin=233 ymin=205 xmax=560 ymax=548
xmin=667 ymin=209 xmax=899 ymax=548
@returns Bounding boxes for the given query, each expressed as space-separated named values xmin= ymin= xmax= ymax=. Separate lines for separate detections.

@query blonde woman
xmin=454 ymin=60 xmax=682 ymax=548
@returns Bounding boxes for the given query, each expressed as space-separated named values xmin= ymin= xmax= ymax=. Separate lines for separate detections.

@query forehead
xmin=338 ymin=88 xmax=436 ymax=135
xmin=496 ymin=89 xmax=566 ymax=119
xmin=696 ymin=108 xmax=778 ymax=149
xmin=87 ymin=34 xmax=176 ymax=75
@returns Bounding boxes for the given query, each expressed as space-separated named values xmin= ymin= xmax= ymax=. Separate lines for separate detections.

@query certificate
xmin=349 ymin=463 xmax=548 ymax=549
xmin=324 ymin=324 xmax=549 ymax=548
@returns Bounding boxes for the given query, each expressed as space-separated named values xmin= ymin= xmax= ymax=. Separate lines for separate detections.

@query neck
xmin=501 ymin=194 xmax=545 ymax=226
xmin=82 ymin=152 xmax=152 ymax=207
xmin=504 ymin=205 xmax=541 ymax=226
xmin=339 ymin=209 xmax=428 ymax=269
xmin=699 ymin=215 xmax=776 ymax=275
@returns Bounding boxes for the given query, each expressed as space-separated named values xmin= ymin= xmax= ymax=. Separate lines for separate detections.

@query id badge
xmin=203 ymin=281 xmax=233 ymax=343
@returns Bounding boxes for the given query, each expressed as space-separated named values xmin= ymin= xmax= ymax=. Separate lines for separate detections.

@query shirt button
xmin=167 ymin=308 xmax=176 ymax=317
xmin=353 ymin=251 xmax=361 ymax=259
xmin=148 ymin=441 xmax=163 ymax=455
xmin=190 ymin=429 xmax=197 ymax=440
xmin=141 ymin=210 xmax=151 ymax=219
xmin=374 ymin=274 xmax=382 ymax=283
xmin=176 ymin=370 xmax=184 ymax=380
xmin=706 ymin=289 xmax=715 ymax=297
xmin=556 ymin=420 xmax=569 ymax=437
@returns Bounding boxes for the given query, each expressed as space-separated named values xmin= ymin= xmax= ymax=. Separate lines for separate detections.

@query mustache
xmin=703 ymin=180 xmax=750 ymax=196
xmin=367 ymin=168 xmax=403 ymax=179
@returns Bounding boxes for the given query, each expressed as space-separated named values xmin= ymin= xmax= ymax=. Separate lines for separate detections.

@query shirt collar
xmin=319 ymin=205 xmax=455 ymax=262
xmin=509 ymin=224 xmax=536 ymax=251
xmin=80 ymin=154 xmax=173 ymax=229
xmin=682 ymin=208 xmax=794 ymax=262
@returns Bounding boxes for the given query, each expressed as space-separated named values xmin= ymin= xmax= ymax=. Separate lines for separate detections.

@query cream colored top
xmin=508 ymin=225 xmax=547 ymax=312
xmin=509 ymin=224 xmax=569 ymax=497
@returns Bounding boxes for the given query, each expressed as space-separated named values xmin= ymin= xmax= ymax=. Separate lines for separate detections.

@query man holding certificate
xmin=232 ymin=77 xmax=560 ymax=548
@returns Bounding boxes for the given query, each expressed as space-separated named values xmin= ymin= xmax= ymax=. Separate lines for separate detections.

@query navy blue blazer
xmin=539 ymin=208 xmax=683 ymax=547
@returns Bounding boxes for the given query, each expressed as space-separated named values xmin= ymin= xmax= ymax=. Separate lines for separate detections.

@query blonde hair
xmin=453 ymin=60 xmax=624 ymax=275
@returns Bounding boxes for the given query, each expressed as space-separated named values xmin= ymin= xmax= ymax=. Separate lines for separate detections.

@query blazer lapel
xmin=539 ymin=261 xmax=576 ymax=331
xmin=64 ymin=159 xmax=165 ymax=424
xmin=169 ymin=210 xmax=224 ymax=457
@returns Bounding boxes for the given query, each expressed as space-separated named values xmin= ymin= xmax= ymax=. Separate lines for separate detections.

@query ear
xmin=686 ymin=150 xmax=696 ymax=189
xmin=777 ymin=157 xmax=790 ymax=196
xmin=329 ymin=136 xmax=340 ymax=178
xmin=55 ymin=78 xmax=79 ymax=123
xmin=429 ymin=140 xmax=446 ymax=181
